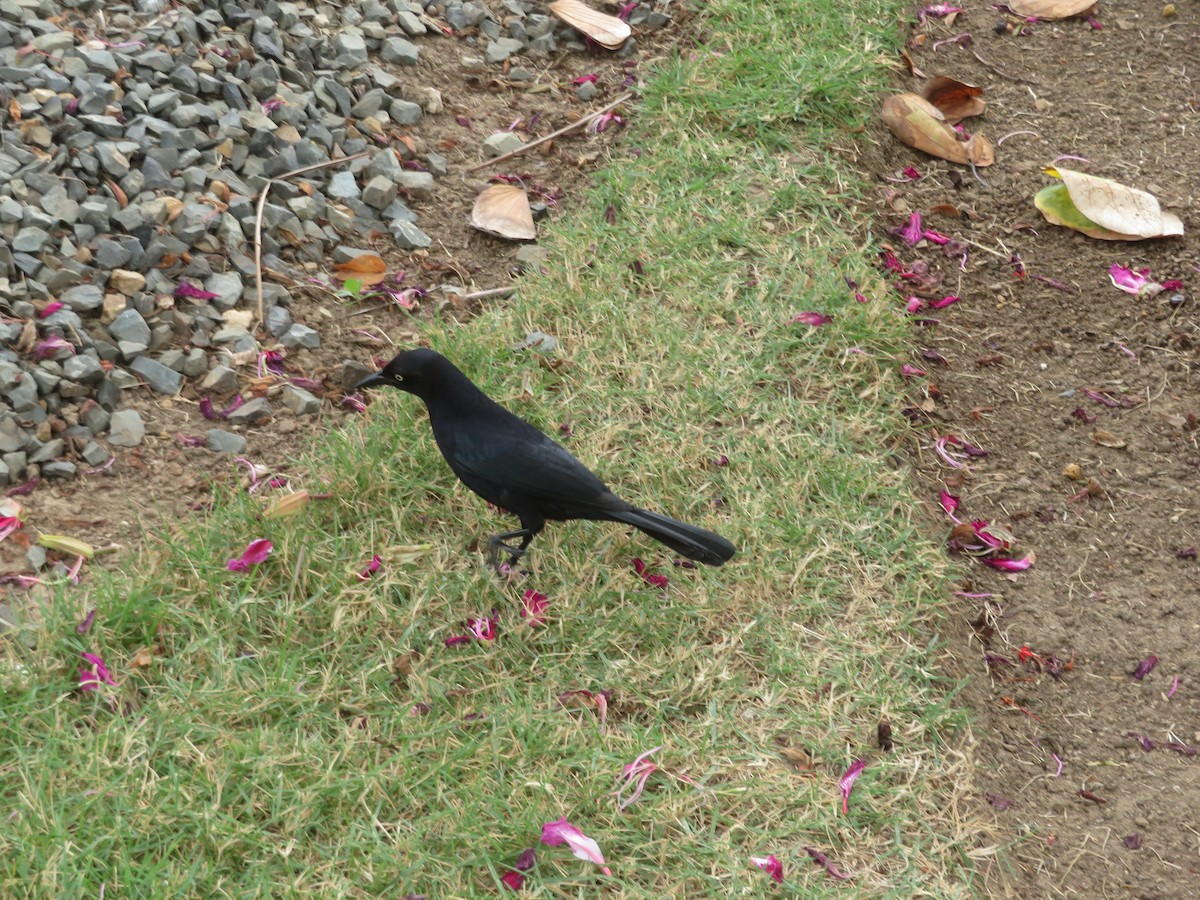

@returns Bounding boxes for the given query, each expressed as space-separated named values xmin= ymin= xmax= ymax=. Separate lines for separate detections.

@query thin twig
xmin=461 ymin=286 xmax=517 ymax=301
xmin=253 ymin=152 xmax=369 ymax=327
xmin=465 ymin=92 xmax=633 ymax=172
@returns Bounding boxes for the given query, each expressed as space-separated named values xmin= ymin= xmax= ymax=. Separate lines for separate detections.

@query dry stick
xmin=464 ymin=92 xmax=633 ymax=172
xmin=336 ymin=285 xmax=517 ymax=320
xmin=253 ymin=151 xmax=370 ymax=326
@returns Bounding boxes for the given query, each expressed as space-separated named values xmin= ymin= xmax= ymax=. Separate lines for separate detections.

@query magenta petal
xmin=226 ymin=538 xmax=273 ymax=572
xmin=930 ymin=294 xmax=961 ymax=309
xmin=939 ymin=490 xmax=960 ymax=516
xmin=900 ymin=363 xmax=926 ymax=379
xmin=500 ymin=871 xmax=524 ymax=890
xmin=444 ymin=634 xmax=470 ymax=647
xmin=79 ymin=651 xmax=117 ymax=691
xmin=521 ymin=589 xmax=549 ymax=626
xmin=791 ymin=311 xmax=832 ymax=327
xmin=355 ymin=554 xmax=383 ymax=581
xmin=540 ymin=818 xmax=611 ymax=876
xmin=76 ymin=608 xmax=97 ymax=634
xmin=174 ymin=281 xmax=221 ymax=300
xmin=904 ymin=296 xmax=925 ymax=313
xmin=39 ymin=301 xmax=64 ymax=318
xmin=894 ymin=212 xmax=923 ymax=246
xmin=839 ymin=758 xmax=867 ymax=814
xmin=751 ymin=854 xmax=784 ymax=884
xmin=1131 ymin=654 xmax=1158 ymax=680
xmin=514 ymin=848 xmax=536 ymax=871
xmin=982 ymin=555 xmax=1032 ymax=572
xmin=1108 ymin=263 xmax=1160 ymax=297
xmin=631 ymin=558 xmax=669 ymax=589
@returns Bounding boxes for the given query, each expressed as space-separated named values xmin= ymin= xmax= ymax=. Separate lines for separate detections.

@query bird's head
xmin=353 ymin=348 xmax=446 ymax=398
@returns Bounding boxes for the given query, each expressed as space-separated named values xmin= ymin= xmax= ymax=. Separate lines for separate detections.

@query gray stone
xmin=59 ymin=284 xmax=104 ymax=312
xmin=108 ymin=409 xmax=145 ymax=448
xmin=265 ymin=305 xmax=293 ymax=337
xmin=41 ymin=461 xmax=77 ymax=480
xmin=81 ymin=442 xmax=110 ymax=466
xmin=281 ymin=384 xmax=321 ymax=415
xmin=362 ymin=176 xmax=398 ymax=210
xmin=396 ymin=171 xmax=435 ymax=200
xmin=63 ymin=355 xmax=104 ymax=384
xmin=201 ymin=365 xmax=239 ymax=393
xmin=389 ymin=99 xmax=423 ymax=126
xmin=380 ymin=37 xmax=420 ymax=65
xmin=3 ymin=453 xmax=26 ymax=481
xmin=486 ymin=38 xmax=525 ymax=64
xmin=204 ymin=272 xmax=244 ymax=310
xmin=0 ymin=419 xmax=27 ymax=453
xmin=29 ymin=439 xmax=64 ymax=464
xmin=181 ymin=349 xmax=208 ymax=377
xmin=327 ymin=171 xmax=360 ymax=200
xmin=207 ymin=429 xmax=247 ymax=454
xmin=333 ymin=33 xmax=369 ymax=66
xmin=12 ymin=227 xmax=51 ymax=253
xmin=389 ymin=219 xmax=431 ymax=249
xmin=226 ymin=397 xmax=272 ymax=425
xmin=280 ymin=323 xmax=320 ymax=350
xmin=483 ymin=131 xmax=525 ymax=157
xmin=108 ymin=308 xmax=152 ymax=346
xmin=129 ymin=356 xmax=183 ymax=395
xmin=5 ymin=377 xmax=38 ymax=412
xmin=80 ymin=401 xmax=110 ymax=433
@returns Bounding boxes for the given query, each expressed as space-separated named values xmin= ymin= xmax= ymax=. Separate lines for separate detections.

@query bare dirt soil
xmin=855 ymin=1 xmax=1200 ymax=896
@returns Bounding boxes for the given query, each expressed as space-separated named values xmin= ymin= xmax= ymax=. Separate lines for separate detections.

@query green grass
xmin=0 ymin=0 xmax=988 ymax=896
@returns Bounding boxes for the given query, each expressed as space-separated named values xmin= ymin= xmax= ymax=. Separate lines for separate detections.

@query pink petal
xmin=444 ymin=634 xmax=471 ymax=647
xmin=895 ymin=212 xmax=923 ymax=246
xmin=1108 ymin=263 xmax=1161 ymax=297
xmin=839 ymin=758 xmax=867 ymax=814
xmin=900 ymin=363 xmax=926 ymax=379
xmin=939 ymin=490 xmax=960 ymax=516
xmin=174 ymin=280 xmax=220 ymax=300
xmin=79 ymin=651 xmax=117 ymax=691
xmin=930 ymin=294 xmax=961 ymax=309
xmin=904 ymin=296 xmax=925 ymax=313
xmin=39 ymin=301 xmax=64 ymax=318
xmin=631 ymin=558 xmax=669 ymax=589
xmin=982 ymin=555 xmax=1033 ymax=572
xmin=500 ymin=871 xmax=524 ymax=890
xmin=790 ymin=311 xmax=832 ymax=327
xmin=355 ymin=554 xmax=383 ymax=581
xmin=521 ymin=589 xmax=549 ymax=626
xmin=922 ymin=229 xmax=952 ymax=245
xmin=226 ymin=538 xmax=273 ymax=572
xmin=540 ymin=818 xmax=611 ymax=876
xmin=751 ymin=854 xmax=784 ymax=884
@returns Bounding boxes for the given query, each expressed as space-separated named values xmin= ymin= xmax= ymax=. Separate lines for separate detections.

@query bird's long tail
xmin=609 ymin=508 xmax=736 ymax=566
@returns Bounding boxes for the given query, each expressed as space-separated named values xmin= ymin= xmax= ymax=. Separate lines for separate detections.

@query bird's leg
xmin=487 ymin=527 xmax=536 ymax=570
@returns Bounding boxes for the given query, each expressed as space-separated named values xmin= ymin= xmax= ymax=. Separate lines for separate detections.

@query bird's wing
xmin=439 ymin=421 xmax=618 ymax=514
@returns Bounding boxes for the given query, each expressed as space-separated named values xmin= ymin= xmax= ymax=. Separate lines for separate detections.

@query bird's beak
xmin=353 ymin=372 xmax=388 ymax=391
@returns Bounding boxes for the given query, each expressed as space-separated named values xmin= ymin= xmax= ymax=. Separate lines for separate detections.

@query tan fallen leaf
xmin=471 ymin=183 xmax=537 ymax=241
xmin=881 ymin=93 xmax=994 ymax=166
xmin=920 ymin=76 xmax=985 ymax=123
xmin=1092 ymin=429 xmax=1127 ymax=448
xmin=549 ymin=0 xmax=631 ymax=48
xmin=1009 ymin=0 xmax=1096 ymax=19
xmin=333 ymin=252 xmax=388 ymax=286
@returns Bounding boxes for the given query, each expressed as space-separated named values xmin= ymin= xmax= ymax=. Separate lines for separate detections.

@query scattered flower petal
xmin=1167 ymin=675 xmax=1180 ymax=698
xmin=985 ymin=791 xmax=1015 ymax=810
xmin=1132 ymin=655 xmax=1158 ymax=680
xmin=631 ymin=558 xmax=668 ymax=589
xmin=355 ymin=554 xmax=383 ymax=581
xmin=1108 ymin=263 xmax=1162 ymax=298
xmin=901 ymin=363 xmax=927 ymax=379
xmin=1123 ymin=833 xmax=1142 ymax=850
xmin=939 ymin=490 xmax=960 ymax=517
xmin=521 ymin=589 xmax=549 ymax=626
xmin=751 ymin=854 xmax=784 ymax=884
xmin=500 ymin=871 xmax=524 ymax=890
xmin=226 ymin=538 xmax=273 ymax=572
xmin=893 ymin=212 xmax=924 ymax=246
xmin=540 ymin=818 xmax=611 ymax=876
xmin=76 ymin=608 xmax=96 ymax=634
xmin=34 ymin=336 xmax=74 ymax=360
xmin=174 ymin=281 xmax=220 ymax=300
xmin=39 ymin=301 xmax=64 ymax=318
xmin=1127 ymin=732 xmax=1155 ymax=751
xmin=930 ymin=294 xmax=961 ymax=309
xmin=982 ymin=555 xmax=1033 ymax=572
xmin=515 ymin=848 xmax=536 ymax=871
xmin=839 ymin=758 xmax=867 ymax=815
xmin=804 ymin=846 xmax=853 ymax=881
xmin=467 ymin=610 xmax=499 ymax=641
xmin=79 ymin=652 xmax=117 ymax=691
xmin=791 ymin=311 xmax=832 ymax=326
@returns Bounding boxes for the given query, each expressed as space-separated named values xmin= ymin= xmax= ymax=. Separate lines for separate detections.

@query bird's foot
xmin=486 ymin=536 xmax=529 ymax=576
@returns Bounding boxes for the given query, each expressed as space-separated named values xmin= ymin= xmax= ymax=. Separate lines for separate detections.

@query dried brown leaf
xmin=921 ymin=76 xmax=986 ymax=123
xmin=881 ymin=93 xmax=994 ymax=167
xmin=470 ymin=183 xmax=536 ymax=241
xmin=549 ymin=0 xmax=631 ymax=48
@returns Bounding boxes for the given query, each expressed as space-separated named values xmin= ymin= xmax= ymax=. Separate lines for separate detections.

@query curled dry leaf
xmin=549 ymin=0 xmax=631 ymax=49
xmin=1092 ymin=429 xmax=1127 ymax=449
xmin=881 ymin=93 xmax=994 ymax=167
xmin=1035 ymin=168 xmax=1184 ymax=240
xmin=333 ymin=253 xmax=388 ymax=286
xmin=1009 ymin=0 xmax=1097 ymax=19
xmin=920 ymin=76 xmax=985 ymax=123
xmin=471 ymin=183 xmax=536 ymax=241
